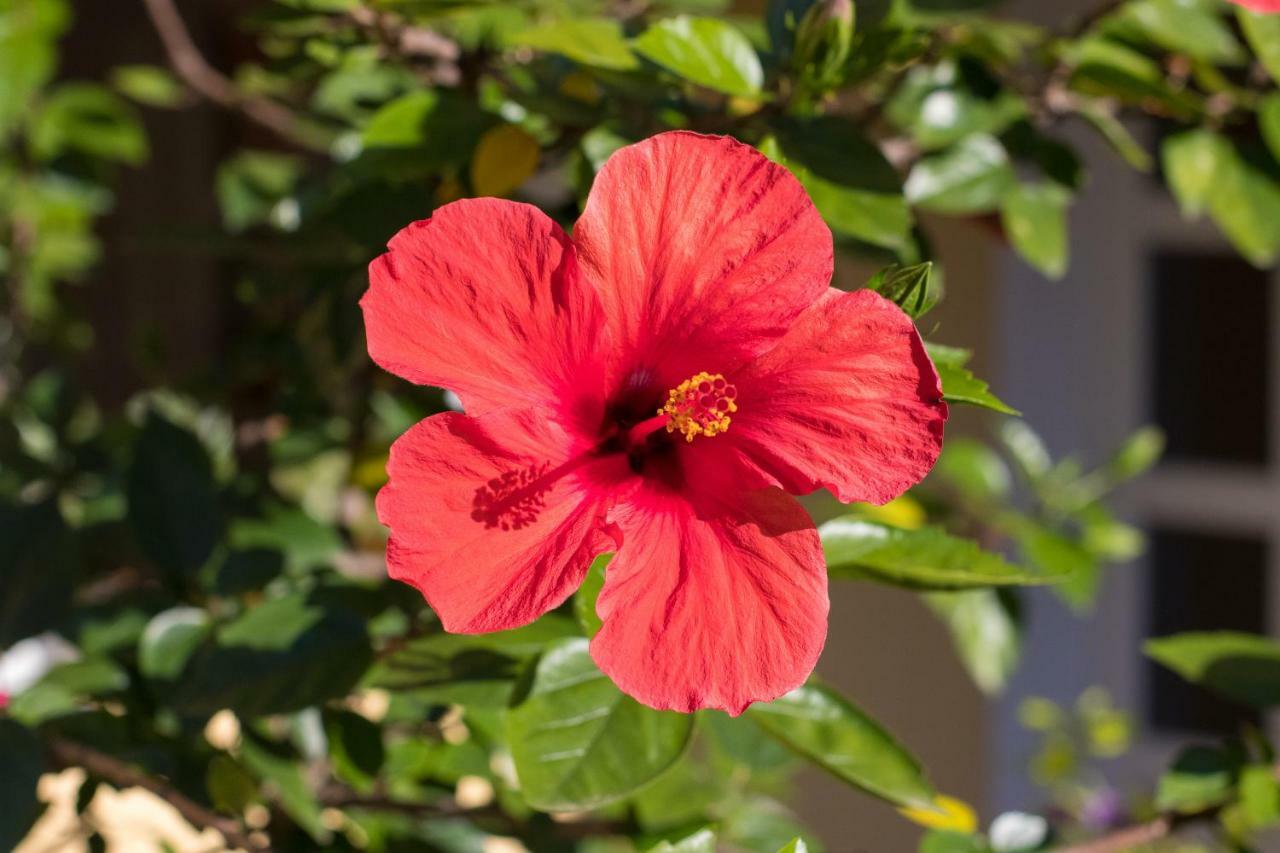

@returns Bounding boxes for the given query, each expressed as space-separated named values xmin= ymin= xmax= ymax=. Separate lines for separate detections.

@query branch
xmin=139 ymin=0 xmax=321 ymax=150
xmin=46 ymin=737 xmax=266 ymax=852
xmin=1058 ymin=816 xmax=1173 ymax=853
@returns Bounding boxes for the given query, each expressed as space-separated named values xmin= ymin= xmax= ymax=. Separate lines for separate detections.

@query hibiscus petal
xmin=730 ymin=289 xmax=947 ymax=505
xmin=378 ymin=409 xmax=622 ymax=633
xmin=363 ymin=198 xmax=606 ymax=417
xmin=590 ymin=486 xmax=827 ymax=715
xmin=573 ymin=131 xmax=833 ymax=385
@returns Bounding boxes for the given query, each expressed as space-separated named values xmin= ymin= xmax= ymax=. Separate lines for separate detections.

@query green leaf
xmin=634 ymin=16 xmax=764 ymax=97
xmin=1205 ymin=142 xmax=1280 ymax=268
xmin=206 ymin=755 xmax=257 ymax=816
xmin=505 ymin=638 xmax=693 ymax=811
xmin=127 ymin=412 xmax=221 ymax=580
xmin=1163 ymin=129 xmax=1280 ymax=267
xmin=325 ymin=709 xmax=385 ymax=791
xmin=1261 ymin=94 xmax=1280 ymax=164
xmin=0 ymin=500 xmax=76 ymax=647
xmin=138 ymin=606 xmax=211 ymax=681
xmin=215 ymin=150 xmax=303 ymax=233
xmin=1145 ymin=632 xmax=1280 ymax=708
xmin=368 ymin=615 xmax=577 ymax=706
xmin=763 ymin=118 xmax=913 ymax=251
xmin=0 ymin=0 xmax=69 ymax=136
xmin=30 ymin=83 xmax=148 ymax=165
xmin=886 ymin=62 xmax=1026 ymax=151
xmin=925 ymin=590 xmax=1021 ymax=694
xmin=905 ymin=134 xmax=1015 ymax=214
xmin=778 ymin=839 xmax=811 ymax=853
xmin=926 ymin=344 xmax=1018 ymax=414
xmin=109 ymin=64 xmax=184 ymax=107
xmin=574 ymin=554 xmax=610 ymax=639
xmin=172 ymin=592 xmax=373 ymax=717
xmin=932 ymin=438 xmax=1011 ymax=502
xmin=0 ymin=719 xmax=45 ymax=850
xmin=919 ymin=831 xmax=989 ymax=853
xmin=1163 ymin=129 xmax=1228 ymax=219
xmin=1001 ymin=183 xmax=1070 ymax=279
xmin=1105 ymin=426 xmax=1164 ymax=482
xmin=511 ymin=19 xmax=638 ymax=70
xmin=239 ymin=734 xmax=328 ymax=841
xmin=1067 ymin=36 xmax=1199 ymax=118
xmin=648 ymin=827 xmax=718 ymax=852
xmin=1240 ymin=765 xmax=1280 ymax=830
xmin=821 ymin=517 xmax=1060 ymax=589
xmin=1239 ymin=9 xmax=1280 ymax=84
xmin=1115 ymin=0 xmax=1244 ymax=65
xmin=867 ymin=262 xmax=939 ymax=319
xmin=1155 ymin=746 xmax=1238 ymax=813
xmin=748 ymin=683 xmax=934 ymax=808
xmin=1011 ymin=520 xmax=1100 ymax=612
xmin=1077 ymin=102 xmax=1153 ymax=172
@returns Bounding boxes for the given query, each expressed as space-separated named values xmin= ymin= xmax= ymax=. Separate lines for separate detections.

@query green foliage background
xmin=1 ymin=0 xmax=1279 ymax=849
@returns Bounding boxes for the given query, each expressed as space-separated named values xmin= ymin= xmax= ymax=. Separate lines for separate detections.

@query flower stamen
xmin=660 ymin=371 xmax=738 ymax=442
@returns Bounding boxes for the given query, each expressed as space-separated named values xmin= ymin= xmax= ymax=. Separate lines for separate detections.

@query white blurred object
xmin=0 ymin=632 xmax=80 ymax=697
xmin=989 ymin=811 xmax=1049 ymax=852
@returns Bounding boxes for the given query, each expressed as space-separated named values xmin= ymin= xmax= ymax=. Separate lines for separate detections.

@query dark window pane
xmin=1150 ymin=252 xmax=1271 ymax=466
xmin=1146 ymin=527 xmax=1268 ymax=735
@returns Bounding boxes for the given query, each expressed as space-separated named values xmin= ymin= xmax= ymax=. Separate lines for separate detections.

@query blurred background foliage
xmin=1 ymin=0 xmax=1279 ymax=850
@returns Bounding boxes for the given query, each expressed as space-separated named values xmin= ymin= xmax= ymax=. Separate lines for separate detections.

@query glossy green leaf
xmin=634 ymin=16 xmax=764 ymax=97
xmin=1145 ymin=632 xmax=1280 ymax=708
xmin=905 ymin=134 xmax=1015 ymax=214
xmin=1205 ymin=142 xmax=1280 ymax=268
xmin=1001 ymin=183 xmax=1070 ymax=279
xmin=748 ymin=683 xmax=934 ymax=808
xmin=505 ymin=638 xmax=693 ymax=811
xmin=512 ymin=19 xmax=638 ymax=70
xmin=172 ymin=593 xmax=372 ymax=717
xmin=1067 ymin=36 xmax=1198 ymax=118
xmin=1155 ymin=746 xmax=1238 ymax=813
xmin=1239 ymin=8 xmax=1280 ymax=84
xmin=138 ymin=606 xmax=211 ymax=681
xmin=325 ymin=709 xmax=385 ymax=791
xmin=778 ymin=839 xmax=810 ymax=853
xmin=762 ymin=119 xmax=912 ymax=251
xmin=127 ymin=412 xmax=221 ymax=579
xmin=574 ymin=554 xmax=610 ymax=639
xmin=0 ymin=720 xmax=44 ymax=850
xmin=821 ymin=517 xmax=1059 ymax=589
xmin=867 ymin=262 xmax=939 ymax=319
xmin=925 ymin=590 xmax=1021 ymax=694
xmin=368 ymin=615 xmax=577 ymax=706
xmin=926 ymin=344 xmax=1018 ymax=414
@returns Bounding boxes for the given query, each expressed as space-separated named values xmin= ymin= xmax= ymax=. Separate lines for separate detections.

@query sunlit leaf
xmin=749 ymin=683 xmax=934 ymax=808
xmin=506 ymin=638 xmax=693 ymax=810
xmin=511 ymin=19 xmax=638 ymax=70
xmin=821 ymin=517 xmax=1060 ymax=589
xmin=926 ymin=344 xmax=1018 ymax=414
xmin=634 ymin=16 xmax=764 ymax=97
xmin=1145 ymin=632 xmax=1280 ymax=708
xmin=1001 ymin=183 xmax=1070 ymax=279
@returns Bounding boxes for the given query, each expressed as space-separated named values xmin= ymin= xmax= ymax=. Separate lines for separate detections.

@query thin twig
xmin=1058 ymin=815 xmax=1173 ymax=853
xmin=139 ymin=0 xmax=320 ymax=150
xmin=46 ymin=738 xmax=267 ymax=852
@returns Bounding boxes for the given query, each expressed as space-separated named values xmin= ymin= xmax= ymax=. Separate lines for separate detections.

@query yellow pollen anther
xmin=660 ymin=372 xmax=738 ymax=442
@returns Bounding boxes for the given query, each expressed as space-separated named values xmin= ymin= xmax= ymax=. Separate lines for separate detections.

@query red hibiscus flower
xmin=362 ymin=131 xmax=947 ymax=714
xmin=1229 ymin=0 xmax=1280 ymax=11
